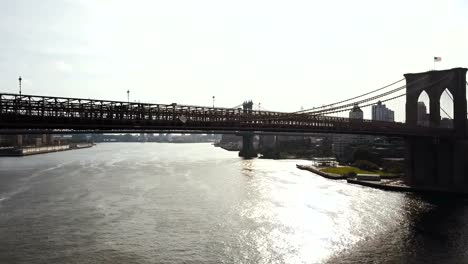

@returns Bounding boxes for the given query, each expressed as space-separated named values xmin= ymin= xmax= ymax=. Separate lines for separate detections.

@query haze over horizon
xmin=1 ymin=0 xmax=467 ymax=121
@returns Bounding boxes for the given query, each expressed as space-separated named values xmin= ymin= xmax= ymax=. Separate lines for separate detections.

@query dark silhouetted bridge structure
xmin=1 ymin=68 xmax=468 ymax=193
xmin=0 ymin=93 xmax=453 ymax=137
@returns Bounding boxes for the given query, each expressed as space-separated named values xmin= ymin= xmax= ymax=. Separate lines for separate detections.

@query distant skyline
xmin=1 ymin=0 xmax=467 ymax=121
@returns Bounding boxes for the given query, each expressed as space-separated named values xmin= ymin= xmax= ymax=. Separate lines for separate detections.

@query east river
xmin=1 ymin=143 xmax=467 ymax=263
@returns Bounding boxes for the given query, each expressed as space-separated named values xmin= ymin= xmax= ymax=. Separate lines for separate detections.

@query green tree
xmin=353 ymin=145 xmax=380 ymax=164
xmin=352 ymin=160 xmax=379 ymax=171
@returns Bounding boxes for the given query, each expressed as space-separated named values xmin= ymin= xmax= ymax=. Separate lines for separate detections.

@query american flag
xmin=434 ymin=57 xmax=442 ymax=62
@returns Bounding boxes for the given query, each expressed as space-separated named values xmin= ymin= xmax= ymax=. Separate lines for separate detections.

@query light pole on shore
xmin=127 ymin=90 xmax=130 ymax=104
xmin=212 ymin=96 xmax=215 ymax=108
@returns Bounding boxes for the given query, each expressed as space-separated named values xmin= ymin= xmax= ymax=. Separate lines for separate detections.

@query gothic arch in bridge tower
xmin=416 ymin=90 xmax=430 ymax=127
xmin=404 ymin=68 xmax=467 ymax=137
xmin=439 ymin=88 xmax=454 ymax=128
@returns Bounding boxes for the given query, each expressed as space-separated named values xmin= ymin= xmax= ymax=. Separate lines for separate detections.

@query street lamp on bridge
xmin=212 ymin=96 xmax=215 ymax=108
xmin=127 ymin=90 xmax=130 ymax=104
xmin=18 ymin=76 xmax=22 ymax=96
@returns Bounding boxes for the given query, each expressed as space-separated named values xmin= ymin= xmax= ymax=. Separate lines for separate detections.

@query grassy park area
xmin=321 ymin=166 xmax=399 ymax=178
xmin=322 ymin=166 xmax=373 ymax=175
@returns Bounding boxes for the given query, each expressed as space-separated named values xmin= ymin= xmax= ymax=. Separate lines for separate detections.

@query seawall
xmin=0 ymin=143 xmax=94 ymax=157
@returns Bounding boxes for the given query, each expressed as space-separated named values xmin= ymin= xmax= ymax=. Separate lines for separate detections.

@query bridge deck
xmin=0 ymin=93 xmax=453 ymax=137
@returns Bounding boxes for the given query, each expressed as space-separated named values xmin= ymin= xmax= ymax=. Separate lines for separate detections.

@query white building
xmin=371 ymin=101 xmax=395 ymax=122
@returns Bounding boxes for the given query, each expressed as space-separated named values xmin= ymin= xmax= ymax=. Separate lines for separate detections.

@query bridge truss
xmin=0 ymin=93 xmax=452 ymax=137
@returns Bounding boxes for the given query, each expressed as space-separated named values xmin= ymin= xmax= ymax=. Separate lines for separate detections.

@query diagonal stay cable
xmin=444 ymin=90 xmax=453 ymax=101
xmin=440 ymin=106 xmax=452 ymax=119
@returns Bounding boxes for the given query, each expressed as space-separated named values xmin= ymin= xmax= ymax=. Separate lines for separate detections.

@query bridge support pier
xmin=238 ymin=133 xmax=258 ymax=158
xmin=16 ymin=135 xmax=23 ymax=147
xmin=406 ymin=137 xmax=468 ymax=192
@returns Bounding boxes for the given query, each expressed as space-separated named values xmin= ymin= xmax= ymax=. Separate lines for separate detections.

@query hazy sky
xmin=1 ymin=0 xmax=467 ymax=121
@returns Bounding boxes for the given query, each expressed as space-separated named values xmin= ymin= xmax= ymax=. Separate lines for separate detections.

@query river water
xmin=0 ymin=143 xmax=467 ymax=263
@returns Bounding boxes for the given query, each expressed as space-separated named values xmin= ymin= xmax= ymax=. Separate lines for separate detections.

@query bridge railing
xmin=0 ymin=93 xmax=297 ymax=121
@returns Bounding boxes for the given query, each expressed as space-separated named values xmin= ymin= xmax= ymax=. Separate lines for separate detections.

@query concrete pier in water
xmin=238 ymin=133 xmax=257 ymax=158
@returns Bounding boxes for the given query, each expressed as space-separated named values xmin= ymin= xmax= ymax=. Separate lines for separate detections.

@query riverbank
xmin=321 ymin=166 xmax=402 ymax=179
xmin=297 ymin=164 xmax=468 ymax=196
xmin=217 ymin=143 xmax=240 ymax=151
xmin=0 ymin=143 xmax=94 ymax=157
xmin=296 ymin=164 xmax=347 ymax=180
xmin=347 ymin=178 xmax=468 ymax=196
xmin=296 ymin=164 xmax=406 ymax=189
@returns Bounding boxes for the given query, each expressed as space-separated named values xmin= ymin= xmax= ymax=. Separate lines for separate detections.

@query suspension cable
xmin=231 ymin=104 xmax=243 ymax=109
xmin=319 ymin=95 xmax=451 ymax=120
xmin=304 ymin=83 xmax=407 ymax=115
xmin=310 ymin=93 xmax=407 ymax=116
xmin=307 ymin=75 xmax=431 ymax=115
xmin=294 ymin=78 xmax=405 ymax=113
xmin=247 ymin=75 xmax=445 ymax=122
xmin=312 ymin=76 xmax=450 ymax=116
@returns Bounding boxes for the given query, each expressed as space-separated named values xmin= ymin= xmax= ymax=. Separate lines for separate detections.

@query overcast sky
xmin=1 ymin=0 xmax=467 ymax=121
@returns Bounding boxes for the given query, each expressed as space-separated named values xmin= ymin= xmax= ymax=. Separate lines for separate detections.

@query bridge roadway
xmin=0 ymin=93 xmax=453 ymax=137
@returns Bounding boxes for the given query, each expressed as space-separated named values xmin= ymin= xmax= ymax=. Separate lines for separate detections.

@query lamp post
xmin=212 ymin=96 xmax=215 ymax=108
xmin=127 ymin=90 xmax=130 ymax=104
xmin=18 ymin=76 xmax=22 ymax=96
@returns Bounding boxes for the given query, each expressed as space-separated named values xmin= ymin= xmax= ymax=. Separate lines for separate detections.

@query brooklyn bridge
xmin=1 ymin=68 xmax=468 ymax=192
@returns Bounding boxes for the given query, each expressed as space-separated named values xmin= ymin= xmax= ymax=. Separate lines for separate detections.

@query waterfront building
xmin=311 ymin=157 xmax=338 ymax=167
xmin=0 ymin=134 xmax=50 ymax=147
xmin=331 ymin=134 xmax=375 ymax=161
xmin=349 ymin=104 xmax=363 ymax=119
xmin=0 ymin=135 xmax=11 ymax=147
xmin=371 ymin=101 xmax=394 ymax=122
xmin=331 ymin=134 xmax=405 ymax=163
xmin=440 ymin=117 xmax=454 ymax=128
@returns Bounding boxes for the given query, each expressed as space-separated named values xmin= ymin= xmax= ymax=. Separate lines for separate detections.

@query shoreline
xmin=296 ymin=164 xmax=347 ymax=180
xmin=0 ymin=143 xmax=94 ymax=157
xmin=297 ymin=163 xmax=468 ymax=196
xmin=347 ymin=178 xmax=468 ymax=197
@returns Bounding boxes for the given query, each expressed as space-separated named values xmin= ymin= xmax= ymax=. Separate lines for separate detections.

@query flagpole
xmin=433 ymin=57 xmax=441 ymax=70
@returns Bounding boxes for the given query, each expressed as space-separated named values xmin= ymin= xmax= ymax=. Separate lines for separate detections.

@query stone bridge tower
xmin=404 ymin=68 xmax=468 ymax=192
xmin=405 ymin=68 xmax=467 ymax=136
